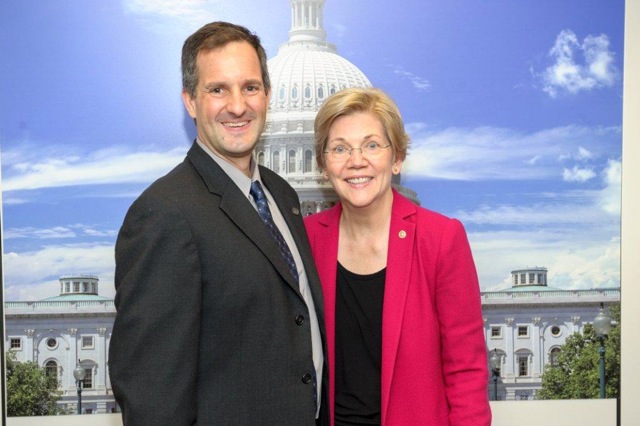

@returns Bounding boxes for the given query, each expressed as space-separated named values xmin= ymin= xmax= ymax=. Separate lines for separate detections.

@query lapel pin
xmin=398 ymin=230 xmax=406 ymax=239
xmin=292 ymin=207 xmax=300 ymax=215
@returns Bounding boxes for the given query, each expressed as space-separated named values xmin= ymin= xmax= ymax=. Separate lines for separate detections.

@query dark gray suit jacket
xmin=109 ymin=142 xmax=328 ymax=425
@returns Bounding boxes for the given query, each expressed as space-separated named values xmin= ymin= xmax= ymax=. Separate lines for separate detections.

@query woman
xmin=305 ymin=88 xmax=491 ymax=426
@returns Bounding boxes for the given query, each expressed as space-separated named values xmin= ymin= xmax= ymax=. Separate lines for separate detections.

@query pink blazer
xmin=304 ymin=190 xmax=491 ymax=426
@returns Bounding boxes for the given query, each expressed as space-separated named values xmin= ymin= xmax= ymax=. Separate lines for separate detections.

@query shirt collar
xmin=196 ymin=138 xmax=262 ymax=198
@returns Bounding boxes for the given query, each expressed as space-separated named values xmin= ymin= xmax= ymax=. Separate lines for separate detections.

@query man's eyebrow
xmin=245 ymin=79 xmax=264 ymax=87
xmin=203 ymin=81 xmax=226 ymax=90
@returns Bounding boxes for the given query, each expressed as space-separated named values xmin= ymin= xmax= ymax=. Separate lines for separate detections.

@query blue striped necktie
xmin=250 ymin=181 xmax=299 ymax=284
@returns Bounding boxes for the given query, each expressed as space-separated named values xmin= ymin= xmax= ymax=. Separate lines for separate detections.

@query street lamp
xmin=593 ymin=304 xmax=612 ymax=399
xmin=489 ymin=349 xmax=501 ymax=401
xmin=73 ymin=360 xmax=86 ymax=414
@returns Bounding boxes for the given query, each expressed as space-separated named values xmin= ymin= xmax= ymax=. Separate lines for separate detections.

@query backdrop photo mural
xmin=0 ymin=0 xmax=625 ymax=419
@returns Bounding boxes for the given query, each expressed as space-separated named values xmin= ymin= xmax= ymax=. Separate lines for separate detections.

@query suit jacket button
xmin=295 ymin=314 xmax=305 ymax=325
xmin=302 ymin=373 xmax=312 ymax=384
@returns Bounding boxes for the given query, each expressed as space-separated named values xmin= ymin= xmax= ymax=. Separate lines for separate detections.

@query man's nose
xmin=226 ymin=89 xmax=247 ymax=116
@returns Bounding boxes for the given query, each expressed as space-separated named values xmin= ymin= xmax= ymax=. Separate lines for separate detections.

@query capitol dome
xmin=268 ymin=31 xmax=371 ymax=117
xmin=257 ymin=0 xmax=417 ymax=212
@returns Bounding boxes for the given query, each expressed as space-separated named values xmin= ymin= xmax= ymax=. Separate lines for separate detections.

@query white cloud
xmin=526 ymin=155 xmax=541 ymax=165
xmin=4 ymin=226 xmax=77 ymax=240
xmin=2 ymin=146 xmax=186 ymax=192
xmin=598 ymin=159 xmax=621 ymax=215
xmin=451 ymin=158 xmax=621 ymax=291
xmin=119 ymin=0 xmax=284 ymax=51
xmin=577 ymin=146 xmax=595 ymax=160
xmin=4 ymin=224 xmax=117 ymax=240
xmin=392 ymin=66 xmax=430 ymax=91
xmin=402 ymin=124 xmax=619 ymax=181
xmin=469 ymin=229 xmax=620 ymax=291
xmin=122 ymin=0 xmax=220 ymax=32
xmin=539 ymin=29 xmax=618 ymax=97
xmin=563 ymin=166 xmax=596 ymax=182
xmin=3 ymin=244 xmax=116 ymax=301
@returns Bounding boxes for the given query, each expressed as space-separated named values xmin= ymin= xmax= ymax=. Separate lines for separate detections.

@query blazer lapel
xmin=381 ymin=191 xmax=417 ymax=422
xmin=186 ymin=143 xmax=301 ymax=295
xmin=258 ymin=169 xmax=310 ymax=294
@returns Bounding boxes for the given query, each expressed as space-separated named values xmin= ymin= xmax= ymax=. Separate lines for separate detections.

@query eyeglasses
xmin=323 ymin=141 xmax=391 ymax=161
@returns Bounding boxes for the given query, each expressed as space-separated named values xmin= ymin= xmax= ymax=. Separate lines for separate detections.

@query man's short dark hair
xmin=181 ymin=21 xmax=270 ymax=97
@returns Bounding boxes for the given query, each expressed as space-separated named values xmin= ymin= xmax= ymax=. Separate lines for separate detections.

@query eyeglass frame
xmin=322 ymin=141 xmax=392 ymax=161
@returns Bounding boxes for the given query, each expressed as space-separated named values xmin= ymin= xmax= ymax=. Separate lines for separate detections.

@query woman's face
xmin=323 ymin=112 xmax=403 ymax=211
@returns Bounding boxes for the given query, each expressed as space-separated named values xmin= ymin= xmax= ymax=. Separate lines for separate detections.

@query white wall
xmin=3 ymin=400 xmax=619 ymax=426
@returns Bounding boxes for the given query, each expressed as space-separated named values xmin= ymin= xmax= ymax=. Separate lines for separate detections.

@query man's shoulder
xmin=125 ymin=158 xmax=204 ymax=216
xmin=141 ymin=159 xmax=195 ymax=196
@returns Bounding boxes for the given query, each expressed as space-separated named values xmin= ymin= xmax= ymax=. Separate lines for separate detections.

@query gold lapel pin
xmin=398 ymin=230 xmax=406 ymax=239
xmin=292 ymin=207 xmax=300 ymax=215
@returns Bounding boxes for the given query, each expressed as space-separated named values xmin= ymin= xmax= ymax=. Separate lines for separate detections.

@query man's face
xmin=182 ymin=41 xmax=269 ymax=169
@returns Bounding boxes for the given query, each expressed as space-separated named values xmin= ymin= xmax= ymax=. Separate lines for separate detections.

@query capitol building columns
xmin=504 ymin=317 xmax=515 ymax=378
xmin=67 ymin=328 xmax=79 ymax=391
xmin=532 ymin=317 xmax=542 ymax=378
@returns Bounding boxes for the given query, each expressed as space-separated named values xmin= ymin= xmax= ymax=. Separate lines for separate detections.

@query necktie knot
xmin=250 ymin=180 xmax=267 ymax=204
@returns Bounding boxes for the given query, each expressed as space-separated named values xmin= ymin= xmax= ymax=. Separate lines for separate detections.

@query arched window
xmin=288 ymin=150 xmax=296 ymax=173
xmin=330 ymin=84 xmax=336 ymax=95
xmin=304 ymin=150 xmax=313 ymax=173
xmin=278 ymin=85 xmax=285 ymax=100
xmin=317 ymin=85 xmax=324 ymax=99
xmin=45 ymin=360 xmax=58 ymax=380
xmin=304 ymin=84 xmax=311 ymax=99
xmin=272 ymin=151 xmax=280 ymax=173
xmin=291 ymin=84 xmax=299 ymax=99
xmin=257 ymin=152 xmax=265 ymax=166
xmin=549 ymin=347 xmax=561 ymax=366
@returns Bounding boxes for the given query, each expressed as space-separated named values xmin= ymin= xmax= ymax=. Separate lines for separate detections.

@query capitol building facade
xmin=3 ymin=269 xmax=620 ymax=413
xmin=2 ymin=0 xmax=621 ymax=415
xmin=4 ymin=275 xmax=118 ymax=414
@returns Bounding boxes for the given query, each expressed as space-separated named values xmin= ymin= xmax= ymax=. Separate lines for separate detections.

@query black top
xmin=335 ymin=262 xmax=386 ymax=426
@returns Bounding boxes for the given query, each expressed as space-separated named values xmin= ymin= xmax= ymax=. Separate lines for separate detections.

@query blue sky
xmin=0 ymin=0 xmax=624 ymax=300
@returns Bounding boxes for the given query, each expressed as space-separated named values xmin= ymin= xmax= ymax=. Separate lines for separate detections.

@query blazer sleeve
xmin=109 ymin=193 xmax=201 ymax=425
xmin=434 ymin=219 xmax=491 ymax=425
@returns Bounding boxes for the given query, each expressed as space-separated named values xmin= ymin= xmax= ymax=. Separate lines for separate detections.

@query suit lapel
xmin=258 ymin=169 xmax=309 ymax=294
xmin=261 ymin=169 xmax=328 ymax=315
xmin=186 ymin=143 xmax=301 ymax=295
xmin=381 ymin=191 xmax=416 ymax=422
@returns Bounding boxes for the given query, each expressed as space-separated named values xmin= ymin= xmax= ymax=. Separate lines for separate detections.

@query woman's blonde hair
xmin=314 ymin=87 xmax=410 ymax=170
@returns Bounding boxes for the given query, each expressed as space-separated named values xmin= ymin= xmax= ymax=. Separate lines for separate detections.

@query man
xmin=109 ymin=22 xmax=326 ymax=425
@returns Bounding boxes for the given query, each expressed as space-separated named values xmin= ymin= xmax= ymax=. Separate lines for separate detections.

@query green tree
xmin=538 ymin=303 xmax=620 ymax=399
xmin=5 ymin=351 xmax=68 ymax=416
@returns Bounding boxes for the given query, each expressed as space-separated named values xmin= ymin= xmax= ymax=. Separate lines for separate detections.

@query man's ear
xmin=182 ymin=89 xmax=197 ymax=119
